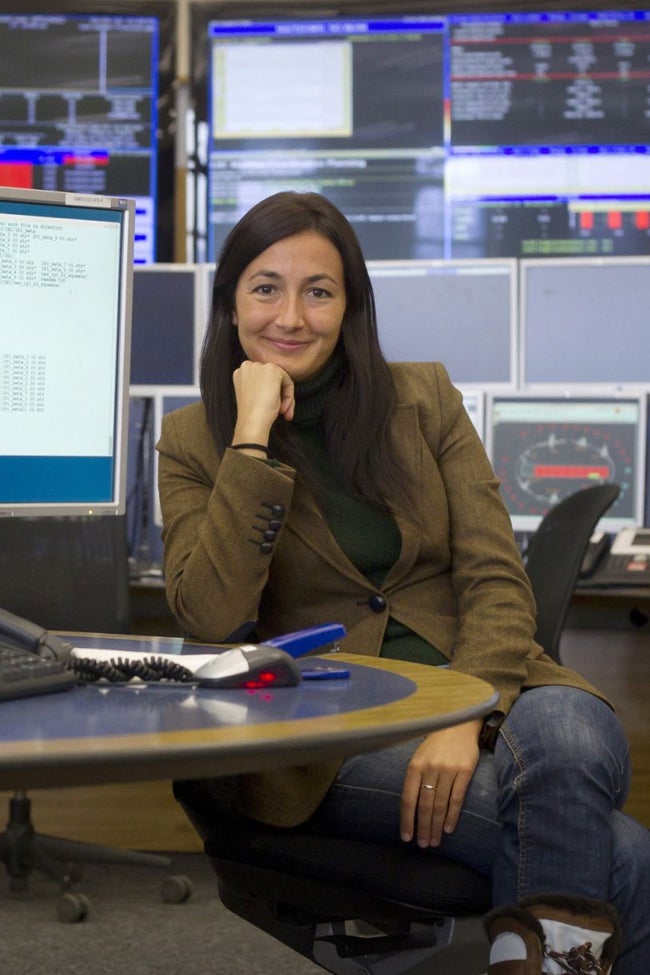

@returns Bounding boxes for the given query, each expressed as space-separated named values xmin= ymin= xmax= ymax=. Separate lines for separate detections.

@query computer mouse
xmin=193 ymin=644 xmax=302 ymax=689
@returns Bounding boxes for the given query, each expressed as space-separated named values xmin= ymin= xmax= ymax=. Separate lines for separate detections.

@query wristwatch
xmin=479 ymin=711 xmax=505 ymax=751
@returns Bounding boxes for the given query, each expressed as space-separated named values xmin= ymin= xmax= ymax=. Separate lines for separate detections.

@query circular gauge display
xmin=493 ymin=421 xmax=635 ymax=520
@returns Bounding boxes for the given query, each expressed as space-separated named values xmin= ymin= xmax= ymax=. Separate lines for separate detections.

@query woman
xmin=157 ymin=191 xmax=649 ymax=974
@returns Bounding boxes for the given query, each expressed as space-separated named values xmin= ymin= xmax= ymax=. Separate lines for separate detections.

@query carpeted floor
xmin=0 ymin=852 xmax=324 ymax=975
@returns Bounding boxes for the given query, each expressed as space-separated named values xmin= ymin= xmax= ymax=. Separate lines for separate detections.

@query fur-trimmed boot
xmin=484 ymin=894 xmax=622 ymax=974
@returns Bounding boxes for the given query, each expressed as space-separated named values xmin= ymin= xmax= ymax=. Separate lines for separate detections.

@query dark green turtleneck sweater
xmin=288 ymin=356 xmax=447 ymax=667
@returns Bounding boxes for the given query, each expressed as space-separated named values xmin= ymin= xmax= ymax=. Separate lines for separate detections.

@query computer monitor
xmin=190 ymin=8 xmax=447 ymax=263
xmin=368 ymin=259 xmax=517 ymax=387
xmin=129 ymin=265 xmax=206 ymax=388
xmin=189 ymin=4 xmax=650 ymax=262
xmin=520 ymin=257 xmax=650 ymax=388
xmin=446 ymin=6 xmax=650 ymax=260
xmin=0 ymin=184 xmax=134 ymax=516
xmin=0 ymin=0 xmax=176 ymax=263
xmin=486 ymin=393 xmax=647 ymax=533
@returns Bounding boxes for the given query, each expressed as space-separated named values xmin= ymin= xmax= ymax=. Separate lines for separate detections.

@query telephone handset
xmin=579 ymin=532 xmax=612 ymax=579
xmin=0 ymin=608 xmax=73 ymax=662
xmin=578 ymin=527 xmax=650 ymax=586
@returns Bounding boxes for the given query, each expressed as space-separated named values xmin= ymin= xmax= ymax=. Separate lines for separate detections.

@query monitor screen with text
xmin=0 ymin=185 xmax=134 ymax=515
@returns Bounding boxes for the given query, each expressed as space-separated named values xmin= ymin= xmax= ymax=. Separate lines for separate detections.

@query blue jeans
xmin=310 ymin=686 xmax=650 ymax=974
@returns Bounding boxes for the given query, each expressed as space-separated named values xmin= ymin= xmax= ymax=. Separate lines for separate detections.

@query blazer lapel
xmin=382 ymin=403 xmax=425 ymax=588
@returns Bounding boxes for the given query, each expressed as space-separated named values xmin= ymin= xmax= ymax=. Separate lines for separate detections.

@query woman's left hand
xmin=400 ymin=718 xmax=483 ymax=847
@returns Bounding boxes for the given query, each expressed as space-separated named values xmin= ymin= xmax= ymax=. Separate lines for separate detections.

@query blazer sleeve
xmin=156 ymin=404 xmax=297 ymax=642
xmin=415 ymin=363 xmax=543 ymax=715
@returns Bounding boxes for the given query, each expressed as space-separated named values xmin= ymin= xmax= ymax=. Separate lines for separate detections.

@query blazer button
xmin=368 ymin=594 xmax=387 ymax=613
xmin=271 ymin=504 xmax=285 ymax=518
xmin=262 ymin=529 xmax=277 ymax=542
xmin=260 ymin=542 xmax=273 ymax=554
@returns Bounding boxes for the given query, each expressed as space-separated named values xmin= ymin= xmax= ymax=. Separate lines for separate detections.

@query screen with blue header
xmin=0 ymin=185 xmax=134 ymax=516
xmin=190 ymin=5 xmax=650 ymax=262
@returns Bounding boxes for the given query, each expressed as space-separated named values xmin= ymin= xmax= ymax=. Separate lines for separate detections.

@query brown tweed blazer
xmin=156 ymin=362 xmax=605 ymax=826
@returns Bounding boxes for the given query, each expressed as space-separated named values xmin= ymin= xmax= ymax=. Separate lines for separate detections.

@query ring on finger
xmin=420 ymin=783 xmax=436 ymax=792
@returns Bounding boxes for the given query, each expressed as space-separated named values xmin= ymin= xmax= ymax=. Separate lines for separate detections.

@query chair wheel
xmin=160 ymin=874 xmax=193 ymax=904
xmin=56 ymin=891 xmax=90 ymax=923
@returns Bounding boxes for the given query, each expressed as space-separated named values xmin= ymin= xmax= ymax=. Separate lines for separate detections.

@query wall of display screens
xmin=190 ymin=5 xmax=650 ymax=264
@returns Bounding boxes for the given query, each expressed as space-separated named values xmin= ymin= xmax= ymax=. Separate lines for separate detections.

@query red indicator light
xmin=243 ymin=671 xmax=278 ymax=689
xmin=533 ymin=465 xmax=610 ymax=479
xmin=0 ymin=162 xmax=32 ymax=188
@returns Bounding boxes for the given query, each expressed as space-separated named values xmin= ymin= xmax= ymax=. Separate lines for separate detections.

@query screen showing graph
xmin=486 ymin=393 xmax=647 ymax=532
xmin=0 ymin=1 xmax=176 ymax=262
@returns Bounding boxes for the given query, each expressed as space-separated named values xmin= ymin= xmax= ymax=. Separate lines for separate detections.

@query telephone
xmin=0 ymin=609 xmax=76 ymax=701
xmin=578 ymin=527 xmax=650 ymax=587
xmin=0 ymin=608 xmax=73 ymax=662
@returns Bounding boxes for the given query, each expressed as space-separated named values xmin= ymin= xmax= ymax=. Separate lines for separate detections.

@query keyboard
xmin=0 ymin=641 xmax=77 ymax=702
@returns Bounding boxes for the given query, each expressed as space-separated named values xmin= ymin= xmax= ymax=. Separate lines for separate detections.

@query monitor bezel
xmin=485 ymin=390 xmax=648 ymax=534
xmin=0 ymin=184 xmax=134 ymax=517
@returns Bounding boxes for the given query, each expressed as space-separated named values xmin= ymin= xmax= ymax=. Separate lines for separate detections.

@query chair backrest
xmin=0 ymin=515 xmax=131 ymax=633
xmin=523 ymin=483 xmax=620 ymax=663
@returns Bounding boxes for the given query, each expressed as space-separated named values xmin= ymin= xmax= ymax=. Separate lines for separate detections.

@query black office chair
xmin=0 ymin=516 xmax=191 ymax=920
xmin=173 ymin=483 xmax=621 ymax=974
xmin=522 ymin=482 xmax=620 ymax=664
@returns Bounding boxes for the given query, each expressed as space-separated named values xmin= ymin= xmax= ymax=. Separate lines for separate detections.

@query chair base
xmin=217 ymin=868 xmax=488 ymax=975
xmin=0 ymin=791 xmax=181 ymax=919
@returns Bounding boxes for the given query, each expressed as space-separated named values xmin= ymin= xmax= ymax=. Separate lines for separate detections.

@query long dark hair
xmin=200 ymin=191 xmax=410 ymax=513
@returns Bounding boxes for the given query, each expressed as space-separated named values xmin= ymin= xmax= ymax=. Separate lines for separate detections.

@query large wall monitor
xmin=520 ymin=257 xmax=650 ymax=388
xmin=190 ymin=8 xmax=447 ymax=263
xmin=190 ymin=4 xmax=650 ymax=262
xmin=368 ymin=259 xmax=517 ymax=386
xmin=130 ymin=265 xmax=206 ymax=388
xmin=0 ymin=184 xmax=134 ymax=515
xmin=0 ymin=1 xmax=176 ymax=263
xmin=486 ymin=393 xmax=647 ymax=533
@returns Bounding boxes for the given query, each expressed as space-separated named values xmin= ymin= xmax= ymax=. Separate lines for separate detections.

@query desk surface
xmin=0 ymin=635 xmax=497 ymax=791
